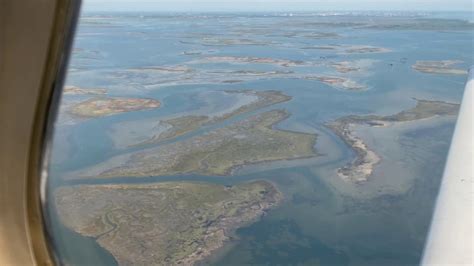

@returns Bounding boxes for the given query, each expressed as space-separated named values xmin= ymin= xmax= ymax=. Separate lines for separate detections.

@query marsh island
xmin=140 ymin=90 xmax=292 ymax=145
xmin=327 ymin=99 xmax=459 ymax=183
xmin=304 ymin=76 xmax=367 ymax=91
xmin=107 ymin=90 xmax=292 ymax=148
xmin=69 ymin=97 xmax=161 ymax=118
xmin=64 ymin=86 xmax=107 ymax=95
xmin=412 ymin=60 xmax=468 ymax=75
xmin=72 ymin=109 xmax=317 ymax=179
xmin=302 ymin=45 xmax=391 ymax=54
xmin=55 ymin=180 xmax=282 ymax=265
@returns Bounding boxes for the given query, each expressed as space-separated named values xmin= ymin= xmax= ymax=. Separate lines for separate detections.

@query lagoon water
xmin=46 ymin=11 xmax=472 ymax=265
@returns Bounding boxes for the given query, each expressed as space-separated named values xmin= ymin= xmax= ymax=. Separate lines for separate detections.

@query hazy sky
xmin=83 ymin=0 xmax=473 ymax=12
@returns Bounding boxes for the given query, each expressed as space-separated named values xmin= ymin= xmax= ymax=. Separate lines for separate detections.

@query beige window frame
xmin=0 ymin=1 xmax=81 ymax=265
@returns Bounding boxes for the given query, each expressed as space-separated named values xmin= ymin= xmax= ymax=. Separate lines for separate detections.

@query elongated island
xmin=327 ymin=99 xmax=459 ymax=183
xmin=70 ymin=109 xmax=317 ymax=179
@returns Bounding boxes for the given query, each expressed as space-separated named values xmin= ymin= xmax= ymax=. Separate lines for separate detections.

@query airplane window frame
xmin=0 ymin=1 xmax=81 ymax=265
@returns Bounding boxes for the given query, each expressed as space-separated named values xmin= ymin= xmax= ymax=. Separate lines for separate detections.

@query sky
xmin=83 ymin=0 xmax=473 ymax=12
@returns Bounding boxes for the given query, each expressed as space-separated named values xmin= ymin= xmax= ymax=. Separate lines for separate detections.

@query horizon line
xmin=81 ymin=9 xmax=473 ymax=13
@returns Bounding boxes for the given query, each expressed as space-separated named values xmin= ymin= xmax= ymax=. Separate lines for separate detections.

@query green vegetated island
xmin=69 ymin=97 xmax=161 ymax=118
xmin=327 ymin=99 xmax=459 ymax=183
xmin=55 ymin=180 xmax=282 ymax=265
xmin=69 ymin=109 xmax=317 ymax=179
xmin=64 ymin=85 xmax=108 ymax=95
xmin=137 ymin=90 xmax=292 ymax=146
